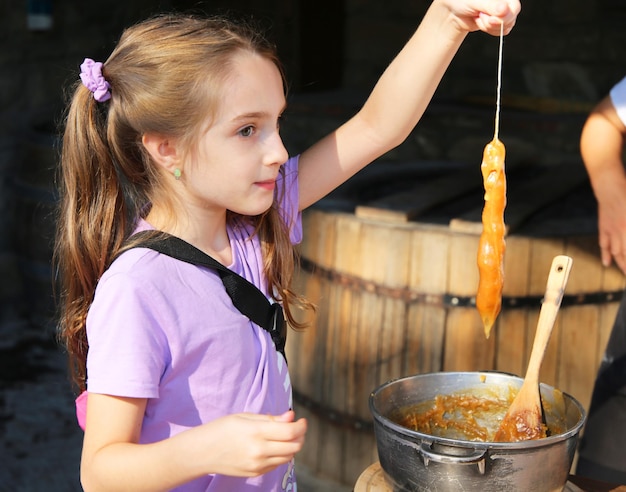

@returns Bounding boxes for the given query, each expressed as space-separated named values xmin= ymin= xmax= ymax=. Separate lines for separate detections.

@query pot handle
xmin=419 ymin=443 xmax=487 ymax=475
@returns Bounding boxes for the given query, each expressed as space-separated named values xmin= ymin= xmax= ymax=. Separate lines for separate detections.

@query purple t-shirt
xmin=85 ymin=156 xmax=302 ymax=491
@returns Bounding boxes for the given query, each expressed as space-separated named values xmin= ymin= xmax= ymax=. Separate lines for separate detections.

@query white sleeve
xmin=609 ymin=76 xmax=626 ymax=125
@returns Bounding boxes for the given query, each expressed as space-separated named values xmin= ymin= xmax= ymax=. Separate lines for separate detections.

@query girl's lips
xmin=255 ymin=179 xmax=276 ymax=191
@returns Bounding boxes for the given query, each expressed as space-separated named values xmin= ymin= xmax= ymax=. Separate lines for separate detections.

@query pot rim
xmin=369 ymin=371 xmax=586 ymax=450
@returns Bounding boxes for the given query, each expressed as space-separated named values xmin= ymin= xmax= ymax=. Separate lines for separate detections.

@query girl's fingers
xmin=274 ymin=410 xmax=296 ymax=422
xmin=235 ymin=412 xmax=307 ymax=442
xmin=473 ymin=0 xmax=520 ymax=34
xmin=262 ymin=418 xmax=307 ymax=443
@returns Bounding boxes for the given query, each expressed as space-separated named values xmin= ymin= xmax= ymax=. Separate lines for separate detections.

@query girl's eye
xmin=239 ymin=125 xmax=254 ymax=137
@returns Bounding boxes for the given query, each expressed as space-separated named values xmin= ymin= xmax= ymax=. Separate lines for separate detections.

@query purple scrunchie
xmin=80 ymin=58 xmax=111 ymax=102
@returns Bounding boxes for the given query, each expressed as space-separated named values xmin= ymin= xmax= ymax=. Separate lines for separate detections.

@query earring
xmin=174 ymin=168 xmax=182 ymax=180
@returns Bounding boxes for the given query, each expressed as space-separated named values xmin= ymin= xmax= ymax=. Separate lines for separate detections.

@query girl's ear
xmin=141 ymin=133 xmax=181 ymax=173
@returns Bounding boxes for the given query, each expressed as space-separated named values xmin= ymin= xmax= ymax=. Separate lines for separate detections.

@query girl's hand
xmin=440 ymin=0 xmax=521 ymax=36
xmin=194 ymin=410 xmax=307 ymax=477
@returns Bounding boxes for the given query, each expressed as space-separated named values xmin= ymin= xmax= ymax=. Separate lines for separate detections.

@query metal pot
xmin=369 ymin=372 xmax=585 ymax=492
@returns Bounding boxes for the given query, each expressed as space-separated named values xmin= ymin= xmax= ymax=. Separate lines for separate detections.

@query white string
xmin=494 ymin=22 xmax=504 ymax=141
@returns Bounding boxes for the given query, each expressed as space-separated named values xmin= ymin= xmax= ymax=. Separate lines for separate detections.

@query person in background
xmin=54 ymin=2 xmax=520 ymax=491
xmin=576 ymin=76 xmax=626 ymax=484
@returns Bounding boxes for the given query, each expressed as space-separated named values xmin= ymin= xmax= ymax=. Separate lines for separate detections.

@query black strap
xmin=126 ymin=231 xmax=287 ymax=360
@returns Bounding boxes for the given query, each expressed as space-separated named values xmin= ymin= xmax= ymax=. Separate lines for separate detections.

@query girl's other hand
xmin=80 ymin=397 xmax=307 ymax=489
xmin=194 ymin=411 xmax=307 ymax=477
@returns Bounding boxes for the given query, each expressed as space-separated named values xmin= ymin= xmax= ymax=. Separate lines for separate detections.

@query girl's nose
xmin=266 ymin=132 xmax=289 ymax=167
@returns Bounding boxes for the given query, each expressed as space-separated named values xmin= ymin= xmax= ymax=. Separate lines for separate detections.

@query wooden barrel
xmin=286 ymin=159 xmax=625 ymax=487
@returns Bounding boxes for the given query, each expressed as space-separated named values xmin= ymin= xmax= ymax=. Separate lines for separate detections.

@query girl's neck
xmin=146 ymin=206 xmax=233 ymax=266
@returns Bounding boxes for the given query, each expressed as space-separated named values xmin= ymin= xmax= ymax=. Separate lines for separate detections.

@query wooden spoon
xmin=494 ymin=255 xmax=573 ymax=442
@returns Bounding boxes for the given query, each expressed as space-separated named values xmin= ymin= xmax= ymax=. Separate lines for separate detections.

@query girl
xmin=56 ymin=1 xmax=520 ymax=491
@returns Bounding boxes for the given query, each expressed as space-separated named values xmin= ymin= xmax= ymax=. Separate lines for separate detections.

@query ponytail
xmin=55 ymin=84 xmax=130 ymax=391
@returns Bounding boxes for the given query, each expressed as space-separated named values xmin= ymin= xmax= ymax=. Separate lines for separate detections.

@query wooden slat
xmin=405 ymin=225 xmax=450 ymax=374
xmin=334 ymin=216 xmax=366 ymax=484
xmin=289 ymin=212 xmax=334 ymax=474
xmin=318 ymin=213 xmax=361 ymax=481
xmin=559 ymin=237 xmax=605 ymax=410
xmin=344 ymin=292 xmax=379 ymax=483
xmin=318 ymin=282 xmax=345 ymax=481
xmin=443 ymin=232 xmax=496 ymax=371
xmin=495 ymin=235 xmax=532 ymax=376
xmin=359 ymin=222 xmax=411 ymax=388
xmin=355 ymin=165 xmax=479 ymax=222
xmin=449 ymin=163 xmax=588 ymax=234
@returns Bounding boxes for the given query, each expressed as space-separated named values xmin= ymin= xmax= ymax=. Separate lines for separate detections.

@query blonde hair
xmin=55 ymin=14 xmax=311 ymax=391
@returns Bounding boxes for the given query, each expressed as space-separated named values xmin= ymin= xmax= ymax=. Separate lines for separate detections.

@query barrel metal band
xmin=300 ymin=258 xmax=624 ymax=309
xmin=292 ymin=388 xmax=374 ymax=432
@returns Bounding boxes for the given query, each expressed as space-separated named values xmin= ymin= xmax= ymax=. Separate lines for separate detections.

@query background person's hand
xmin=595 ymin=174 xmax=626 ymax=273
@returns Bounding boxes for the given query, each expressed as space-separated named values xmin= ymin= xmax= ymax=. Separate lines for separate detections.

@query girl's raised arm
xmin=297 ymin=0 xmax=520 ymax=210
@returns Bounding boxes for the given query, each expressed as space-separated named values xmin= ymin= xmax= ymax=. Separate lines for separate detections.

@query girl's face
xmin=183 ymin=52 xmax=288 ymax=219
